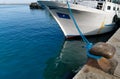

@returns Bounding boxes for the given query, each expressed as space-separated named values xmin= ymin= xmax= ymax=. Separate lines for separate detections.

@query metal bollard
xmin=87 ymin=42 xmax=118 ymax=74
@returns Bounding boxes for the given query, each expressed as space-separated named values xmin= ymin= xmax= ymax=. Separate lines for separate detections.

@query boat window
xmin=97 ymin=3 xmax=103 ymax=10
xmin=113 ymin=7 xmax=116 ymax=10
xmin=107 ymin=6 xmax=111 ymax=10
xmin=117 ymin=8 xmax=119 ymax=11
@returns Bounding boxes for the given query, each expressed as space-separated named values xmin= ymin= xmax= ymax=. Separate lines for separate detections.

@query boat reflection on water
xmin=43 ymin=40 xmax=87 ymax=79
xmin=43 ymin=30 xmax=116 ymax=79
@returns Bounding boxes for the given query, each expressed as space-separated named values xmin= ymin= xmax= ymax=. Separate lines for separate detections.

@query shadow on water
xmin=43 ymin=40 xmax=87 ymax=79
xmin=43 ymin=29 xmax=117 ymax=79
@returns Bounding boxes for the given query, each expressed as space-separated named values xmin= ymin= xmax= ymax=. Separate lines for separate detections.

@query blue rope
xmin=67 ymin=1 xmax=89 ymax=45
xmin=67 ymin=1 xmax=101 ymax=60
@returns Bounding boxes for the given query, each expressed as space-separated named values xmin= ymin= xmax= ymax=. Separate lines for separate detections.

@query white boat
xmin=37 ymin=0 xmax=120 ymax=38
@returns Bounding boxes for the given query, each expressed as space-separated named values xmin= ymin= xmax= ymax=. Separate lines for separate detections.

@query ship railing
xmin=77 ymin=1 xmax=98 ymax=8
xmin=38 ymin=0 xmax=106 ymax=9
xmin=56 ymin=0 xmax=99 ymax=8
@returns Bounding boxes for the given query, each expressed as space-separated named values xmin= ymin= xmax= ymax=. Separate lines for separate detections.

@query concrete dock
xmin=73 ymin=28 xmax=120 ymax=79
xmin=107 ymin=28 xmax=120 ymax=78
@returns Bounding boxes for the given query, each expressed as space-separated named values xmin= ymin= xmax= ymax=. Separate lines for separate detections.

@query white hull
xmin=38 ymin=1 xmax=120 ymax=38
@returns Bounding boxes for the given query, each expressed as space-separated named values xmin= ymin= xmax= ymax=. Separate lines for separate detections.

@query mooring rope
xmin=67 ymin=1 xmax=89 ymax=45
xmin=66 ymin=1 xmax=101 ymax=59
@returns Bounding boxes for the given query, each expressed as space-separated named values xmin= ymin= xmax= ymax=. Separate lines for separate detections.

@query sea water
xmin=0 ymin=5 xmax=114 ymax=79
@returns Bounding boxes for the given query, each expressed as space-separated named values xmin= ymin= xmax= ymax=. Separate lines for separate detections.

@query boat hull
xmin=38 ymin=1 xmax=116 ymax=38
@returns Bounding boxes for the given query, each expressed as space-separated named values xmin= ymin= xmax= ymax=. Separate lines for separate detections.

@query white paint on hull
xmin=38 ymin=1 xmax=120 ymax=37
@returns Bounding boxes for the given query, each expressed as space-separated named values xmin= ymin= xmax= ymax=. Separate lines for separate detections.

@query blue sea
xmin=0 ymin=5 xmax=114 ymax=79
